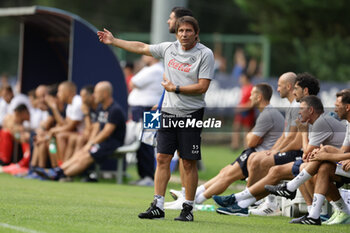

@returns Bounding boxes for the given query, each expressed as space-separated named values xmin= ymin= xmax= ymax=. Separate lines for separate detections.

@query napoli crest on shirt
xmin=190 ymin=56 xmax=196 ymax=63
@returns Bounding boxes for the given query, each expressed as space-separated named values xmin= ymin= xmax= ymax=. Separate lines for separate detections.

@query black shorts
xmin=336 ymin=175 xmax=350 ymax=188
xmin=232 ymin=148 xmax=256 ymax=178
xmin=90 ymin=140 xmax=122 ymax=163
xmin=156 ymin=109 xmax=204 ymax=160
xmin=274 ymin=150 xmax=303 ymax=165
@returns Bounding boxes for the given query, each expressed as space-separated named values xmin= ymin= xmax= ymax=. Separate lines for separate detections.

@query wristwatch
xmin=175 ymin=85 xmax=180 ymax=94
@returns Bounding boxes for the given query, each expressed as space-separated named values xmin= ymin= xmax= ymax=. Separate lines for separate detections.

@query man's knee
xmin=260 ymin=156 xmax=274 ymax=171
xmin=182 ymin=159 xmax=197 ymax=172
xmin=156 ymin=153 xmax=172 ymax=166
xmin=247 ymin=153 xmax=260 ymax=171
xmin=267 ymin=166 xmax=284 ymax=182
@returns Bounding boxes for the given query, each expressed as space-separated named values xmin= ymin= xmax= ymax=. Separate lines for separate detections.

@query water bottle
xmin=195 ymin=204 xmax=216 ymax=212
xmin=49 ymin=137 xmax=57 ymax=154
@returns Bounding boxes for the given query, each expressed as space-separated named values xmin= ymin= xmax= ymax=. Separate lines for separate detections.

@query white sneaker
xmin=169 ymin=189 xmax=183 ymax=200
xmin=164 ymin=196 xmax=185 ymax=210
xmin=249 ymin=200 xmax=281 ymax=216
xmin=135 ymin=177 xmax=154 ymax=186
xmin=0 ymin=165 xmax=2 ymax=173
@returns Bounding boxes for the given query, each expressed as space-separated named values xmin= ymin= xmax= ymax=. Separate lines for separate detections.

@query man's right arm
xmin=246 ymin=132 xmax=263 ymax=148
xmin=98 ymin=28 xmax=152 ymax=56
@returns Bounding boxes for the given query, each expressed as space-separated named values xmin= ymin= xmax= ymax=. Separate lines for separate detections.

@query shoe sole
xmin=138 ymin=216 xmax=164 ymax=220
xmin=249 ymin=210 xmax=281 ymax=216
xmin=169 ymin=189 xmax=181 ymax=200
xmin=216 ymin=209 xmax=248 ymax=216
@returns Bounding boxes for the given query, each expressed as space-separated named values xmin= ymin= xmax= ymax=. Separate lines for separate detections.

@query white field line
xmin=0 ymin=222 xmax=44 ymax=233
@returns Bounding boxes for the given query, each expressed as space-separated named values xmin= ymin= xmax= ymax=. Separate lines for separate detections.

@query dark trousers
xmin=131 ymin=106 xmax=155 ymax=179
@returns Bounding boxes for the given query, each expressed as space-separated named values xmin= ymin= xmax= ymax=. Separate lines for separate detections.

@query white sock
xmin=307 ymin=205 xmax=312 ymax=213
xmin=266 ymin=195 xmax=276 ymax=204
xmin=235 ymin=188 xmax=253 ymax=202
xmin=154 ymin=195 xmax=165 ymax=210
xmin=333 ymin=198 xmax=350 ymax=215
xmin=195 ymin=193 xmax=207 ymax=204
xmin=181 ymin=187 xmax=186 ymax=197
xmin=286 ymin=169 xmax=312 ymax=192
xmin=308 ymin=193 xmax=325 ymax=219
xmin=196 ymin=185 xmax=206 ymax=197
xmin=238 ymin=197 xmax=257 ymax=208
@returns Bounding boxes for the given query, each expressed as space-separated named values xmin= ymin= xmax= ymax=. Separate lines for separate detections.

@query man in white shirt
xmin=128 ymin=55 xmax=164 ymax=186
xmin=49 ymin=81 xmax=84 ymax=164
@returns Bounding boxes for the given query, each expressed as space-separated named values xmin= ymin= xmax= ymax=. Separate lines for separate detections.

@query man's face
xmin=167 ymin=12 xmax=176 ymax=33
xmin=298 ymin=101 xmax=311 ymax=123
xmin=293 ymin=83 xmax=304 ymax=102
xmin=249 ymin=87 xmax=260 ymax=108
xmin=57 ymin=85 xmax=67 ymax=103
xmin=176 ymin=23 xmax=197 ymax=49
xmin=277 ymin=78 xmax=288 ymax=98
xmin=80 ymin=89 xmax=93 ymax=106
xmin=335 ymin=96 xmax=347 ymax=120
xmin=15 ymin=111 xmax=30 ymax=124
xmin=3 ymin=90 xmax=13 ymax=103
xmin=93 ymin=86 xmax=104 ymax=104
xmin=35 ymin=88 xmax=48 ymax=111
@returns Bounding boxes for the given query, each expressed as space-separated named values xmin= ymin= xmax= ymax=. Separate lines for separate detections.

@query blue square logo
xmin=143 ymin=110 xmax=161 ymax=129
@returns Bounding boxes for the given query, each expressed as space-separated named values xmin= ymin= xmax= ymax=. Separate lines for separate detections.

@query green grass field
xmin=0 ymin=145 xmax=349 ymax=233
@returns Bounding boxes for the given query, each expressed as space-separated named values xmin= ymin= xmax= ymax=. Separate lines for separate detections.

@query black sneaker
xmin=264 ymin=183 xmax=296 ymax=200
xmin=138 ymin=200 xmax=164 ymax=219
xmin=290 ymin=214 xmax=321 ymax=225
xmin=174 ymin=203 xmax=194 ymax=221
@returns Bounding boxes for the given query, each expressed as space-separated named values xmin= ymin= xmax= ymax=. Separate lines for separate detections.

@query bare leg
xmin=178 ymin=157 xmax=186 ymax=191
xmin=249 ymin=162 xmax=295 ymax=200
xmin=37 ymin=142 xmax=48 ymax=168
xmin=74 ymin=135 xmax=88 ymax=153
xmin=246 ymin=151 xmax=272 ymax=186
xmin=30 ymin=143 xmax=40 ymax=167
xmin=63 ymin=150 xmax=94 ymax=176
xmin=56 ymin=132 xmax=69 ymax=162
xmin=182 ymin=159 xmax=198 ymax=201
xmin=299 ymin=183 xmax=313 ymax=205
xmin=154 ymin=153 xmax=173 ymax=196
xmin=64 ymin=134 xmax=78 ymax=161
xmin=204 ymin=162 xmax=245 ymax=198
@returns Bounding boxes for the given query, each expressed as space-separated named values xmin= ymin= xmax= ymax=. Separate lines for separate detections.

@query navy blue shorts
xmin=292 ymin=159 xmax=304 ymax=177
xmin=90 ymin=140 xmax=121 ymax=163
xmin=232 ymin=148 xmax=256 ymax=178
xmin=274 ymin=150 xmax=303 ymax=165
xmin=156 ymin=109 xmax=204 ymax=160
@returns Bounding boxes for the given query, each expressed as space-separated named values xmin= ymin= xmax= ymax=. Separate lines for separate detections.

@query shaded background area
xmin=1 ymin=0 xmax=350 ymax=82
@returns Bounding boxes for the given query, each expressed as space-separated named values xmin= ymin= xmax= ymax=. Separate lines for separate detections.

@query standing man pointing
xmin=98 ymin=16 xmax=214 ymax=221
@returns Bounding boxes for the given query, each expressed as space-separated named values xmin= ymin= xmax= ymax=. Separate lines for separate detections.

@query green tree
xmin=235 ymin=0 xmax=350 ymax=81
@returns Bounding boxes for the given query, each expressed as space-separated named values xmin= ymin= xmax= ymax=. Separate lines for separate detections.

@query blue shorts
xmin=292 ymin=159 xmax=304 ymax=177
xmin=232 ymin=148 xmax=256 ymax=178
xmin=274 ymin=150 xmax=303 ymax=165
xmin=90 ymin=140 xmax=122 ymax=163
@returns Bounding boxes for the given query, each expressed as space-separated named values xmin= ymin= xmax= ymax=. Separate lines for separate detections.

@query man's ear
xmin=303 ymin=87 xmax=309 ymax=96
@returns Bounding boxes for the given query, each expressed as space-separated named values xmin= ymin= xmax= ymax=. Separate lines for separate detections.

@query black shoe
xmin=290 ymin=214 xmax=321 ymax=225
xmin=138 ymin=200 xmax=164 ymax=219
xmin=174 ymin=203 xmax=194 ymax=221
xmin=264 ymin=183 xmax=296 ymax=200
